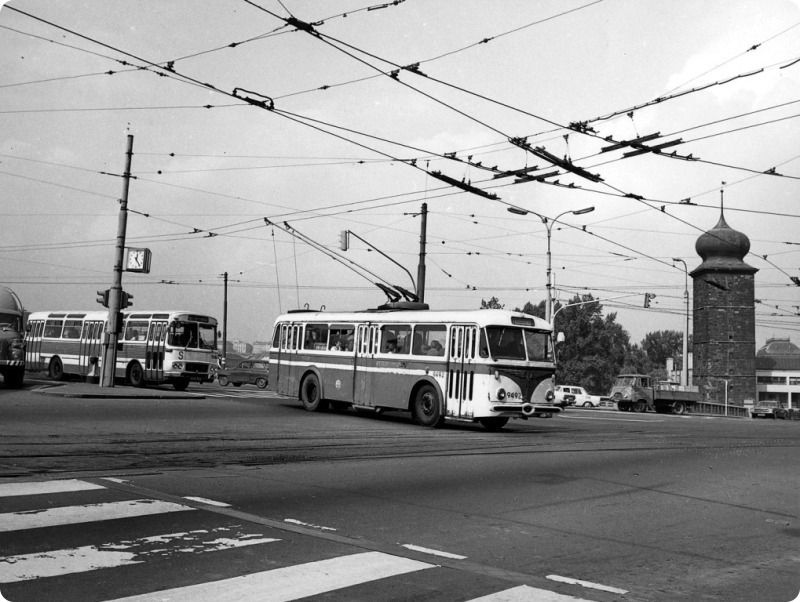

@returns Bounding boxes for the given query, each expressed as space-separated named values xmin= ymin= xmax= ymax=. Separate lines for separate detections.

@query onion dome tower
xmin=690 ymin=201 xmax=758 ymax=406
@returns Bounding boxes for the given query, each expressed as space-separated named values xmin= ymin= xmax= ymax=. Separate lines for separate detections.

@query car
xmin=554 ymin=385 xmax=595 ymax=407
xmin=751 ymin=400 xmax=788 ymax=419
xmin=217 ymin=359 xmax=269 ymax=389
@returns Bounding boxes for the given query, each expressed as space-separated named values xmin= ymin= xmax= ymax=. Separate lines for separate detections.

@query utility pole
xmin=222 ymin=271 xmax=228 ymax=367
xmin=100 ymin=134 xmax=134 ymax=387
xmin=416 ymin=202 xmax=427 ymax=302
xmin=672 ymin=258 xmax=690 ymax=386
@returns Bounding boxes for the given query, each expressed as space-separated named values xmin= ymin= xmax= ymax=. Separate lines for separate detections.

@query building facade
xmin=755 ymin=337 xmax=800 ymax=409
xmin=690 ymin=210 xmax=758 ymax=406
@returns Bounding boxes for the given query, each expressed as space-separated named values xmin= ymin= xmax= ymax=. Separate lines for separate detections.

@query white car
xmin=555 ymin=385 xmax=606 ymax=407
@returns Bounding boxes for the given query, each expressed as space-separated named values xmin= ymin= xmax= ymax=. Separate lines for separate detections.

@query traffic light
xmin=644 ymin=292 xmax=655 ymax=308
xmin=339 ymin=230 xmax=349 ymax=251
xmin=120 ymin=290 xmax=134 ymax=309
xmin=96 ymin=289 xmax=110 ymax=307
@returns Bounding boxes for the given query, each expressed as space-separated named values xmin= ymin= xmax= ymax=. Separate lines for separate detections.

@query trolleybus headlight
xmin=496 ymin=388 xmax=506 ymax=401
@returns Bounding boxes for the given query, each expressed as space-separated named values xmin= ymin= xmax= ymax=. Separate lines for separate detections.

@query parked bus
xmin=269 ymin=307 xmax=559 ymax=430
xmin=0 ymin=286 xmax=26 ymax=388
xmin=26 ymin=310 xmax=219 ymax=390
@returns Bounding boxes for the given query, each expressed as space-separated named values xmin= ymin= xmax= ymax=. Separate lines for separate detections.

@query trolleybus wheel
xmin=172 ymin=378 xmax=189 ymax=391
xmin=49 ymin=357 xmax=64 ymax=381
xmin=479 ymin=417 xmax=508 ymax=431
xmin=127 ymin=361 xmax=145 ymax=388
xmin=412 ymin=383 xmax=444 ymax=427
xmin=255 ymin=377 xmax=268 ymax=389
xmin=300 ymin=373 xmax=328 ymax=412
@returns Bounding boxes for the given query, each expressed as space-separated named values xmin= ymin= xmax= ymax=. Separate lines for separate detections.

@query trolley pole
xmin=416 ymin=202 xmax=427 ymax=302
xmin=100 ymin=134 xmax=134 ymax=387
xmin=222 ymin=271 xmax=228 ymax=367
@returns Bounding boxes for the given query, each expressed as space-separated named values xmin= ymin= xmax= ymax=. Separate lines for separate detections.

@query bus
xmin=269 ymin=307 xmax=559 ymax=430
xmin=0 ymin=286 xmax=26 ymax=388
xmin=26 ymin=310 xmax=219 ymax=390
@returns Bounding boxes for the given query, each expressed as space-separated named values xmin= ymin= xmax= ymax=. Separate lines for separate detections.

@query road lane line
xmin=547 ymin=574 xmax=629 ymax=595
xmin=183 ymin=496 xmax=231 ymax=507
xmin=401 ymin=543 xmax=467 ymax=559
xmin=467 ymin=584 xmax=598 ymax=601
xmin=102 ymin=551 xmax=435 ymax=601
xmin=0 ymin=479 xmax=105 ymax=498
xmin=0 ymin=527 xmax=279 ymax=582
xmin=0 ymin=499 xmax=194 ymax=532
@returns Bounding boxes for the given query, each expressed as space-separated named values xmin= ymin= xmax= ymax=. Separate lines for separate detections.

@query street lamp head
xmin=506 ymin=206 xmax=528 ymax=216
xmin=572 ymin=206 xmax=595 ymax=216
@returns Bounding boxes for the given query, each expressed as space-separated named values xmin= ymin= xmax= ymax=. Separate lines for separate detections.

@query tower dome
xmin=693 ymin=211 xmax=756 ymax=275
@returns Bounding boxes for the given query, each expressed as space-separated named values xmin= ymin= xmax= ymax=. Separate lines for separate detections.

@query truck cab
xmin=0 ymin=286 xmax=25 ymax=388
xmin=609 ymin=374 xmax=652 ymax=412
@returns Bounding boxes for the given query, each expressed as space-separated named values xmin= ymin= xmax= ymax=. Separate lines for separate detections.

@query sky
xmin=1 ymin=0 xmax=799 ymax=349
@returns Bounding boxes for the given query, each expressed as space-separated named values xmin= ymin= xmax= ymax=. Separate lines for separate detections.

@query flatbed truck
xmin=610 ymin=373 xmax=700 ymax=414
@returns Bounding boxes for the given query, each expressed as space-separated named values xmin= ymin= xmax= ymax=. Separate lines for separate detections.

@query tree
xmin=480 ymin=296 xmax=504 ymax=309
xmin=550 ymin=294 xmax=631 ymax=394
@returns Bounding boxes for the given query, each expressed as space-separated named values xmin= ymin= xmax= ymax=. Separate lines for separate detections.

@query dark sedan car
xmin=217 ymin=360 xmax=269 ymax=389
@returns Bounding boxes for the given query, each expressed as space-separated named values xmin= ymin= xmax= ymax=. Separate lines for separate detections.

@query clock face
xmin=126 ymin=248 xmax=149 ymax=272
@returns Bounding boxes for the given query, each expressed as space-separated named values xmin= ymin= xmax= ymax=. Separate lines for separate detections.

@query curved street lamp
xmin=508 ymin=205 xmax=595 ymax=322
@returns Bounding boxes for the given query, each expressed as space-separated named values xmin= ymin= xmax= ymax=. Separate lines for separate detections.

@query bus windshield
xmin=168 ymin=321 xmax=217 ymax=349
xmin=484 ymin=326 xmax=551 ymax=361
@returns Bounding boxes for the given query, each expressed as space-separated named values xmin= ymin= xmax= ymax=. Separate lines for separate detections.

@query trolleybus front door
xmin=446 ymin=325 xmax=477 ymax=419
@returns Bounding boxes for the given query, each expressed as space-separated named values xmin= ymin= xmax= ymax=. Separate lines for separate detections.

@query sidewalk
xmin=34 ymin=382 xmax=204 ymax=399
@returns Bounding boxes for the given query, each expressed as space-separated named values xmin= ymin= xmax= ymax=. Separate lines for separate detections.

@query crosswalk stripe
xmin=0 ymin=499 xmax=194 ymax=532
xmin=466 ymin=584 xmax=597 ymax=601
xmin=102 ymin=551 xmax=436 ymax=602
xmin=0 ymin=479 xmax=105 ymax=498
xmin=0 ymin=528 xmax=280 ymax=583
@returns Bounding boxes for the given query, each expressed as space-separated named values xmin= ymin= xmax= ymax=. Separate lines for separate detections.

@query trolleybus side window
xmin=125 ymin=320 xmax=149 ymax=342
xmin=412 ymin=324 xmax=446 ymax=356
xmin=43 ymin=319 xmax=64 ymax=339
xmin=380 ymin=324 xmax=410 ymax=354
xmin=62 ymin=319 xmax=82 ymax=339
xmin=304 ymin=324 xmax=329 ymax=350
xmin=329 ymin=324 xmax=354 ymax=352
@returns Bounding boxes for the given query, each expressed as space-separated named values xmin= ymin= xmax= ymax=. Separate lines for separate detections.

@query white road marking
xmin=0 ymin=499 xmax=194 ymax=532
xmin=102 ymin=551 xmax=435 ymax=601
xmin=467 ymin=584 xmax=598 ymax=601
xmin=102 ymin=477 xmax=130 ymax=484
xmin=547 ymin=574 xmax=629 ymax=595
xmin=401 ymin=543 xmax=467 ymax=559
xmin=0 ymin=479 xmax=105 ymax=498
xmin=561 ymin=414 xmax=660 ymax=422
xmin=0 ymin=527 xmax=279 ymax=583
xmin=283 ymin=517 xmax=337 ymax=531
xmin=183 ymin=496 xmax=231 ymax=507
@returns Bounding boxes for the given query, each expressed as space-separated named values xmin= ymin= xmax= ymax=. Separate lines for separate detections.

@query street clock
xmin=125 ymin=247 xmax=151 ymax=273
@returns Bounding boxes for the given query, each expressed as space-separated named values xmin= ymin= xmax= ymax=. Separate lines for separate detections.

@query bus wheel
xmin=127 ymin=362 xmax=145 ymax=387
xmin=49 ymin=357 xmax=64 ymax=381
xmin=173 ymin=379 xmax=189 ymax=391
xmin=255 ymin=377 xmax=267 ymax=389
xmin=412 ymin=384 xmax=444 ymax=427
xmin=300 ymin=374 xmax=328 ymax=412
xmin=479 ymin=417 xmax=508 ymax=431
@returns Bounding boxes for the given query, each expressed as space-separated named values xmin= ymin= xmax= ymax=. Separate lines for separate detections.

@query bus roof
xmin=273 ymin=308 xmax=551 ymax=330
xmin=27 ymin=310 xmax=217 ymax=323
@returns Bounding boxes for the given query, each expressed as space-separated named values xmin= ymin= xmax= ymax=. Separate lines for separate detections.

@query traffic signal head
xmin=644 ymin=292 xmax=655 ymax=308
xmin=120 ymin=290 xmax=134 ymax=309
xmin=96 ymin=289 xmax=109 ymax=307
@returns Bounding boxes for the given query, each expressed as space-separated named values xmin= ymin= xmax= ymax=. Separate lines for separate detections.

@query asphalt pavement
xmin=33 ymin=381 xmax=203 ymax=399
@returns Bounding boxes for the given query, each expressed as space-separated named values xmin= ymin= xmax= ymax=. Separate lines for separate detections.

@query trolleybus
xmin=269 ymin=307 xmax=559 ymax=430
xmin=26 ymin=310 xmax=219 ymax=390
